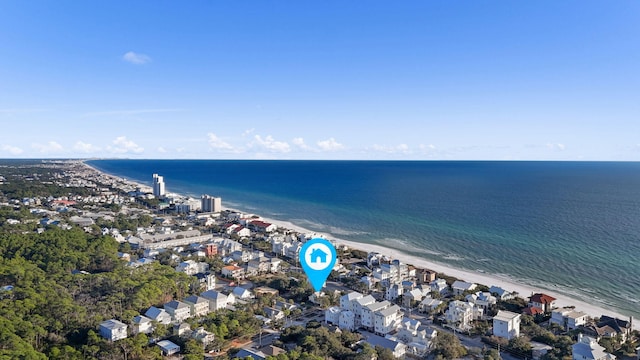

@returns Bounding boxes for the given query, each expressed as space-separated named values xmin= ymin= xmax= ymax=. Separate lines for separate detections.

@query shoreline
xmin=81 ymin=160 xmax=633 ymax=325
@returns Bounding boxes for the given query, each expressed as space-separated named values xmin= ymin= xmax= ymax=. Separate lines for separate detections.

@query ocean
xmin=88 ymin=160 xmax=640 ymax=318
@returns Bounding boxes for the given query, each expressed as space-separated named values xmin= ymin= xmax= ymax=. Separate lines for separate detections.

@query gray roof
xmin=376 ymin=304 xmax=401 ymax=317
xmin=355 ymin=294 xmax=376 ymax=305
xmin=201 ymin=290 xmax=227 ymax=300
xmin=156 ymin=340 xmax=180 ymax=351
xmin=165 ymin=300 xmax=189 ymax=310
xmin=365 ymin=335 xmax=404 ymax=351
xmin=184 ymin=295 xmax=208 ymax=305
xmin=366 ymin=300 xmax=391 ymax=312
xmin=132 ymin=315 xmax=152 ymax=324
xmin=100 ymin=319 xmax=127 ymax=329
xmin=145 ymin=306 xmax=169 ymax=320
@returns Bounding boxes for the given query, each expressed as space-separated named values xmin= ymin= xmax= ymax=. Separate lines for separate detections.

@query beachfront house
xmin=529 ymin=293 xmax=557 ymax=313
xmin=451 ymin=280 xmax=477 ymax=296
xmin=585 ymin=316 xmax=633 ymax=342
xmin=493 ymin=310 xmax=521 ymax=340
xmin=550 ymin=307 xmax=588 ymax=331
xmin=489 ymin=286 xmax=514 ymax=300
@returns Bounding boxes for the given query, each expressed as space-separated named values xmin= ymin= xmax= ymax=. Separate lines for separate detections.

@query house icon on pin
xmin=310 ymin=248 xmax=328 ymax=263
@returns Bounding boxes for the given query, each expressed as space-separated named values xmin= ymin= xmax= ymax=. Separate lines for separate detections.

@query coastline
xmin=82 ymin=160 xmax=633 ymax=325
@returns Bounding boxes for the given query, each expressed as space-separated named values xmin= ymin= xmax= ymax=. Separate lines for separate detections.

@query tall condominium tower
xmin=201 ymin=194 xmax=222 ymax=213
xmin=152 ymin=173 xmax=166 ymax=198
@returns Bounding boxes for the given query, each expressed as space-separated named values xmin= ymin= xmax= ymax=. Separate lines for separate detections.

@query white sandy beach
xmin=253 ymin=215 xmax=631 ymax=324
xmin=83 ymin=161 xmax=632 ymax=325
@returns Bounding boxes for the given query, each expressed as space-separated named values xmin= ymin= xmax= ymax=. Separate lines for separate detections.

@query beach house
xmin=550 ymin=307 xmax=588 ymax=331
xmin=374 ymin=304 xmax=403 ymax=335
xmin=164 ymin=300 xmax=191 ymax=322
xmin=529 ymin=293 xmax=557 ymax=313
xmin=493 ymin=310 xmax=521 ymax=340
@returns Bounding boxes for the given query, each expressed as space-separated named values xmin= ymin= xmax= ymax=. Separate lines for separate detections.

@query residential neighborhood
xmin=0 ymin=160 xmax=638 ymax=360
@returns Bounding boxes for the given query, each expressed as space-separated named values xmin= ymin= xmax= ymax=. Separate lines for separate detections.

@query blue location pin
xmin=299 ymin=237 xmax=337 ymax=292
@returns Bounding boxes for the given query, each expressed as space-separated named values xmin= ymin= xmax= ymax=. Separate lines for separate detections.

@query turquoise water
xmin=88 ymin=160 xmax=640 ymax=318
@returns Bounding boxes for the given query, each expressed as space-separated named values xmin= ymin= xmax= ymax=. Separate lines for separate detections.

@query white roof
xmin=493 ymin=310 xmax=521 ymax=322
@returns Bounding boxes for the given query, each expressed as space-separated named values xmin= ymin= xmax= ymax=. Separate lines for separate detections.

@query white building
xmin=152 ymin=174 xmax=165 ymax=198
xmin=164 ymin=300 xmax=192 ymax=322
xmin=201 ymin=290 xmax=228 ymax=311
xmin=362 ymin=301 xmax=391 ymax=331
xmin=175 ymin=260 xmax=209 ymax=275
xmin=201 ymin=194 xmax=222 ymax=213
xmin=184 ymin=295 xmax=210 ymax=317
xmin=325 ymin=306 xmax=341 ymax=325
xmin=374 ymin=304 xmax=403 ymax=335
xmin=99 ymin=319 xmax=128 ymax=341
xmin=145 ymin=306 xmax=172 ymax=325
xmin=451 ymin=280 xmax=477 ymax=296
xmin=339 ymin=310 xmax=356 ymax=331
xmin=572 ymin=334 xmax=616 ymax=360
xmin=385 ymin=283 xmax=403 ymax=301
xmin=353 ymin=295 xmax=376 ymax=327
xmin=340 ymin=292 xmax=363 ymax=311
xmin=430 ymin=278 xmax=449 ymax=295
xmin=551 ymin=307 xmax=588 ymax=331
xmin=419 ymin=298 xmax=443 ymax=314
xmin=445 ymin=301 xmax=481 ymax=330
xmin=132 ymin=315 xmax=154 ymax=334
xmin=493 ymin=310 xmax=521 ymax=340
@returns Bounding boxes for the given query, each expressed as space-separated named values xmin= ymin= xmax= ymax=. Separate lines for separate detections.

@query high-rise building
xmin=201 ymin=194 xmax=222 ymax=213
xmin=152 ymin=173 xmax=166 ymax=198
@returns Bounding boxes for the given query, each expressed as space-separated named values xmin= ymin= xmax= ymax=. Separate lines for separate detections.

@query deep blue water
xmin=88 ymin=160 xmax=640 ymax=318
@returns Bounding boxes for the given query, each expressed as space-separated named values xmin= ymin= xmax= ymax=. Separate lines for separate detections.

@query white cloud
xmin=32 ymin=141 xmax=64 ymax=154
xmin=207 ymin=133 xmax=235 ymax=151
xmin=254 ymin=135 xmax=290 ymax=153
xmin=157 ymin=146 xmax=167 ymax=153
xmin=1 ymin=144 xmax=24 ymax=155
xmin=73 ymin=141 xmax=100 ymax=153
xmin=317 ymin=138 xmax=344 ymax=151
xmin=419 ymin=144 xmax=436 ymax=151
xmin=293 ymin=137 xmax=312 ymax=151
xmin=107 ymin=136 xmax=144 ymax=154
xmin=546 ymin=143 xmax=566 ymax=151
xmin=122 ymin=51 xmax=151 ymax=65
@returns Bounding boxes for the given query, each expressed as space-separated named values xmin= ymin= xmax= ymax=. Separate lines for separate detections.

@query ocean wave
xmin=328 ymin=226 xmax=369 ymax=236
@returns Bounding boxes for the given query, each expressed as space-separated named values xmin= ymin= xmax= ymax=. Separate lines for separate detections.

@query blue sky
xmin=1 ymin=1 xmax=639 ymax=160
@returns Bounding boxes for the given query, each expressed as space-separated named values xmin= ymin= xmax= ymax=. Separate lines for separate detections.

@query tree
xmin=432 ymin=332 xmax=468 ymax=359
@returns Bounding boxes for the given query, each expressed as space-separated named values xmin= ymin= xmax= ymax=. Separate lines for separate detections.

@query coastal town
xmin=0 ymin=160 xmax=638 ymax=360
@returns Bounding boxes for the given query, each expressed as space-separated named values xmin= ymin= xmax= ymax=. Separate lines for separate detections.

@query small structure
xmin=99 ymin=319 xmax=128 ymax=341
xmin=156 ymin=340 xmax=181 ymax=356
xmin=493 ymin=310 xmax=521 ymax=340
